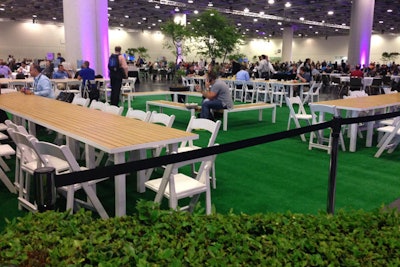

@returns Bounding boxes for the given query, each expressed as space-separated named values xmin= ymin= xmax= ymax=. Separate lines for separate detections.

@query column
xmin=347 ymin=0 xmax=375 ymax=67
xmin=63 ymin=0 xmax=109 ymax=77
xmin=282 ymin=26 xmax=293 ymax=63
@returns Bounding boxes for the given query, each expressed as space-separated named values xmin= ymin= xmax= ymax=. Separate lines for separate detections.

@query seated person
xmin=294 ymin=66 xmax=311 ymax=96
xmin=350 ymin=64 xmax=364 ymax=78
xmin=236 ymin=65 xmax=250 ymax=81
xmin=52 ymin=64 xmax=71 ymax=79
xmin=0 ymin=60 xmax=12 ymax=78
xmin=77 ymin=61 xmax=96 ymax=97
xmin=195 ymin=71 xmax=233 ymax=121
xmin=26 ymin=63 xmax=55 ymax=98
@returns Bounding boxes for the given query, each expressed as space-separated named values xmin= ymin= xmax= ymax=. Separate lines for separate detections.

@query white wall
xmin=1 ymin=20 xmax=400 ymax=68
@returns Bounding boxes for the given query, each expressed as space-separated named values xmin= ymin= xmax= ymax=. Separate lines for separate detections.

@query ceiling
xmin=0 ymin=0 xmax=399 ymax=39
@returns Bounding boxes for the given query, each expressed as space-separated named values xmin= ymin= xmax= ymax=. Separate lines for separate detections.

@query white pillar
xmin=347 ymin=0 xmax=375 ymax=67
xmin=282 ymin=26 xmax=293 ymax=63
xmin=63 ymin=0 xmax=109 ymax=77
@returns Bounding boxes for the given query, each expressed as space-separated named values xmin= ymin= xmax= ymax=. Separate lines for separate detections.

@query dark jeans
xmin=110 ymin=76 xmax=122 ymax=106
xmin=200 ymin=99 xmax=225 ymax=120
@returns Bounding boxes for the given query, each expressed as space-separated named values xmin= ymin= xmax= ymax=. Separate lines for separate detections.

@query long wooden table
xmin=311 ymin=93 xmax=400 ymax=152
xmin=0 ymin=93 xmax=198 ymax=216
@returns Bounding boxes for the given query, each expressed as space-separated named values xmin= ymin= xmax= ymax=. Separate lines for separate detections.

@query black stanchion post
xmin=34 ymin=167 xmax=56 ymax=212
xmin=327 ymin=116 xmax=341 ymax=215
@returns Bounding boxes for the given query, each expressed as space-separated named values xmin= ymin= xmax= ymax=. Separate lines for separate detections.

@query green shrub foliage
xmin=1 ymin=200 xmax=400 ymax=266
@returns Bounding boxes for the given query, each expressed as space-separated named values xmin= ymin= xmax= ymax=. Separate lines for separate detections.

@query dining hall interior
xmin=0 ymin=0 xmax=400 ymax=239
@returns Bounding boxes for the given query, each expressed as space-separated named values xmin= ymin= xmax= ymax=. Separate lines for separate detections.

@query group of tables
xmin=0 ymin=92 xmax=198 ymax=217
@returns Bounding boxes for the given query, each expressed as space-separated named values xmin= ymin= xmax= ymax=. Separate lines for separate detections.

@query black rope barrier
xmin=51 ymin=109 xmax=400 ymax=215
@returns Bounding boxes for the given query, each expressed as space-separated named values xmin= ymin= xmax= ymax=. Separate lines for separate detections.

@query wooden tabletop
xmin=314 ymin=93 xmax=400 ymax=111
xmin=0 ymin=93 xmax=197 ymax=154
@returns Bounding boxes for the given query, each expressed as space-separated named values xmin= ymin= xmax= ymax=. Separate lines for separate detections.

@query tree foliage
xmin=190 ymin=9 xmax=241 ymax=62
xmin=161 ymin=20 xmax=191 ymax=64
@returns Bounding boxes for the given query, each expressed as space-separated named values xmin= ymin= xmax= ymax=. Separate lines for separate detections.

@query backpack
xmin=108 ymin=54 xmax=120 ymax=72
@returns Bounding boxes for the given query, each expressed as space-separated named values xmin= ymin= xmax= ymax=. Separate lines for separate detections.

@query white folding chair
xmin=71 ymin=95 xmax=90 ymax=107
xmin=89 ymin=100 xmax=107 ymax=111
xmin=103 ymin=103 xmax=124 ymax=115
xmin=29 ymin=139 xmax=109 ymax=218
xmin=375 ymin=117 xmax=400 ymax=158
xmin=233 ymin=80 xmax=246 ymax=102
xmin=145 ymin=154 xmax=216 ymax=215
xmin=178 ymin=116 xmax=221 ymax=189
xmin=270 ymin=83 xmax=286 ymax=107
xmin=148 ymin=111 xmax=176 ymax=156
xmin=243 ymin=81 xmax=255 ymax=103
xmin=302 ymin=81 xmax=322 ymax=104
xmin=254 ymin=81 xmax=270 ymax=103
xmin=285 ymin=96 xmax=312 ymax=142
xmin=121 ymin=78 xmax=136 ymax=104
xmin=0 ymin=143 xmax=16 ymax=194
xmin=65 ymin=80 xmax=81 ymax=95
xmin=309 ymin=104 xmax=346 ymax=154
xmin=125 ymin=108 xmax=151 ymax=121
xmin=10 ymin=130 xmax=70 ymax=211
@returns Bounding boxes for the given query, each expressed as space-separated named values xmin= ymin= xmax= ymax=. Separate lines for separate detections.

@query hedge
xmin=1 ymin=201 xmax=400 ymax=266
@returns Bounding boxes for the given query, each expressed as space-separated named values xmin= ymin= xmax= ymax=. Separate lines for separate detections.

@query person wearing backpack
xmin=109 ymin=46 xmax=128 ymax=106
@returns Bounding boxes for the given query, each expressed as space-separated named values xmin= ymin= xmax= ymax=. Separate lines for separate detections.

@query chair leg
xmin=0 ymin=167 xmax=16 ymax=193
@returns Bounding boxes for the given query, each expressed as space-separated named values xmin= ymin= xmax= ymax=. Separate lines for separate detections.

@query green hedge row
xmin=1 ymin=201 xmax=400 ymax=266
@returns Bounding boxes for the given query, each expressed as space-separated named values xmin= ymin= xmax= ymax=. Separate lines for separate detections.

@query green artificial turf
xmin=1 ymin=95 xmax=400 ymax=231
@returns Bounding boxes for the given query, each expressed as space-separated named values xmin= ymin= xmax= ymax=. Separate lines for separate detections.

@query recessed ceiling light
xmin=315 ymin=31 xmax=319 ymax=34
xmin=244 ymin=8 xmax=249 ymax=13
xmin=188 ymin=0 xmax=193 ymax=3
xmin=52 ymin=17 xmax=57 ymax=20
xmin=328 ymin=11 xmax=334 ymax=15
xmin=32 ymin=15 xmax=37 ymax=18
xmin=268 ymin=0 xmax=275 ymax=4
xmin=155 ymin=4 xmax=160 ymax=9
xmin=237 ymin=23 xmax=242 ymax=26
xmin=379 ymin=20 xmax=383 ymax=23
xmin=108 ymin=7 xmax=112 ymax=10
xmin=299 ymin=17 xmax=304 ymax=21
xmin=208 ymin=2 xmax=213 ymax=7
xmin=277 ymin=22 xmax=282 ymax=25
xmin=175 ymin=7 xmax=179 ymax=12
xmin=120 ymin=24 xmax=124 ymax=27
xmin=124 ymin=15 xmax=129 ymax=18
xmin=142 ymin=17 xmax=147 ymax=20
xmin=194 ymin=10 xmax=199 ymax=14
xmin=390 ymin=27 xmax=394 ymax=30
xmin=285 ymin=2 xmax=291 ymax=8
xmin=253 ymin=18 xmax=258 ymax=22
xmin=259 ymin=11 xmax=265 ymax=15
xmin=309 ymin=26 xmax=313 ymax=28
xmin=387 ymin=9 xmax=393 ymax=12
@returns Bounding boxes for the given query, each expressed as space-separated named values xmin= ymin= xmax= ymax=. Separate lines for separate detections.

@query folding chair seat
xmin=65 ymin=80 xmax=81 ymax=95
xmin=309 ymin=104 xmax=346 ymax=154
xmin=178 ymin=116 xmax=221 ymax=189
xmin=330 ymin=76 xmax=342 ymax=98
xmin=368 ymin=78 xmax=382 ymax=95
xmin=145 ymin=154 xmax=216 ymax=215
xmin=285 ymin=96 xmax=312 ymax=142
xmin=89 ymin=100 xmax=107 ymax=111
xmin=375 ymin=117 xmax=400 ymax=158
xmin=348 ymin=77 xmax=363 ymax=93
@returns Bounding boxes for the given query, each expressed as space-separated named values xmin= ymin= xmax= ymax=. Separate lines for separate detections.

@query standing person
xmin=109 ymin=46 xmax=128 ymax=106
xmin=27 ymin=63 xmax=55 ymax=98
xmin=57 ymin=53 xmax=65 ymax=64
xmin=259 ymin=55 xmax=276 ymax=80
xmin=195 ymin=70 xmax=233 ymax=121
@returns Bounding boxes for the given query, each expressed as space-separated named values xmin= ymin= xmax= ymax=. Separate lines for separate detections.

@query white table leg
xmin=349 ymin=110 xmax=359 ymax=152
xmin=366 ymin=109 xmax=375 ymax=147
xmin=114 ymin=152 xmax=126 ymax=217
xmin=28 ymin=121 xmax=36 ymax=136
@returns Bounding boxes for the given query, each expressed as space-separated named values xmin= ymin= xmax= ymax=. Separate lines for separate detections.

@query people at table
xmin=350 ymin=64 xmax=364 ymax=78
xmin=0 ymin=60 xmax=12 ymax=78
xmin=28 ymin=63 xmax=55 ymax=98
xmin=195 ymin=70 xmax=233 ymax=121
xmin=17 ymin=61 xmax=30 ymax=77
xmin=41 ymin=60 xmax=54 ymax=79
xmin=296 ymin=66 xmax=311 ymax=83
xmin=186 ymin=64 xmax=196 ymax=76
xmin=109 ymin=46 xmax=128 ymax=106
xmin=53 ymin=64 xmax=71 ymax=79
xmin=77 ymin=60 xmax=95 ymax=85
xmin=236 ymin=65 xmax=250 ymax=81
